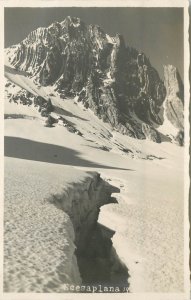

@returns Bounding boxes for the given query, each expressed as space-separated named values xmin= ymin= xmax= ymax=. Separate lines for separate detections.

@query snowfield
xmin=3 ymin=64 xmax=186 ymax=294
xmin=4 ymin=157 xmax=83 ymax=292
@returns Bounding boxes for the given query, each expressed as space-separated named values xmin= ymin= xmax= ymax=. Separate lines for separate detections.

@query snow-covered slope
xmin=4 ymin=64 xmax=176 ymax=159
xmin=4 ymin=60 xmax=185 ymax=294
xmin=4 ymin=157 xmax=83 ymax=292
xmin=4 ymin=147 xmax=119 ymax=292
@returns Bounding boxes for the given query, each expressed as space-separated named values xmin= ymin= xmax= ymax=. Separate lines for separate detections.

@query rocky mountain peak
xmin=162 ymin=64 xmax=184 ymax=145
xmin=164 ymin=64 xmax=184 ymax=101
xmin=4 ymin=17 xmax=184 ymax=144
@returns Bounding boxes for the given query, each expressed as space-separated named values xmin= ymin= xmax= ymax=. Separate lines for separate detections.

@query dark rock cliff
xmin=5 ymin=16 xmax=183 ymax=143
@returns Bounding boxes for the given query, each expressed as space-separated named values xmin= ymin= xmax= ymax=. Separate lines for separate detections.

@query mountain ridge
xmin=5 ymin=16 xmax=184 ymax=144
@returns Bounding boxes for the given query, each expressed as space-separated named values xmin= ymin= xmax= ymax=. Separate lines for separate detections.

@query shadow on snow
xmin=4 ymin=136 xmax=133 ymax=171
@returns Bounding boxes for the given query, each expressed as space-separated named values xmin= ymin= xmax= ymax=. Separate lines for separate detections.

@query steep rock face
xmin=163 ymin=65 xmax=184 ymax=129
xmin=163 ymin=65 xmax=184 ymax=145
xmin=6 ymin=16 xmax=167 ymax=142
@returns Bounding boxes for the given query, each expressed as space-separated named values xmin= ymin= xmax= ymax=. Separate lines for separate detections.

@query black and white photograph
xmin=1 ymin=0 xmax=190 ymax=299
